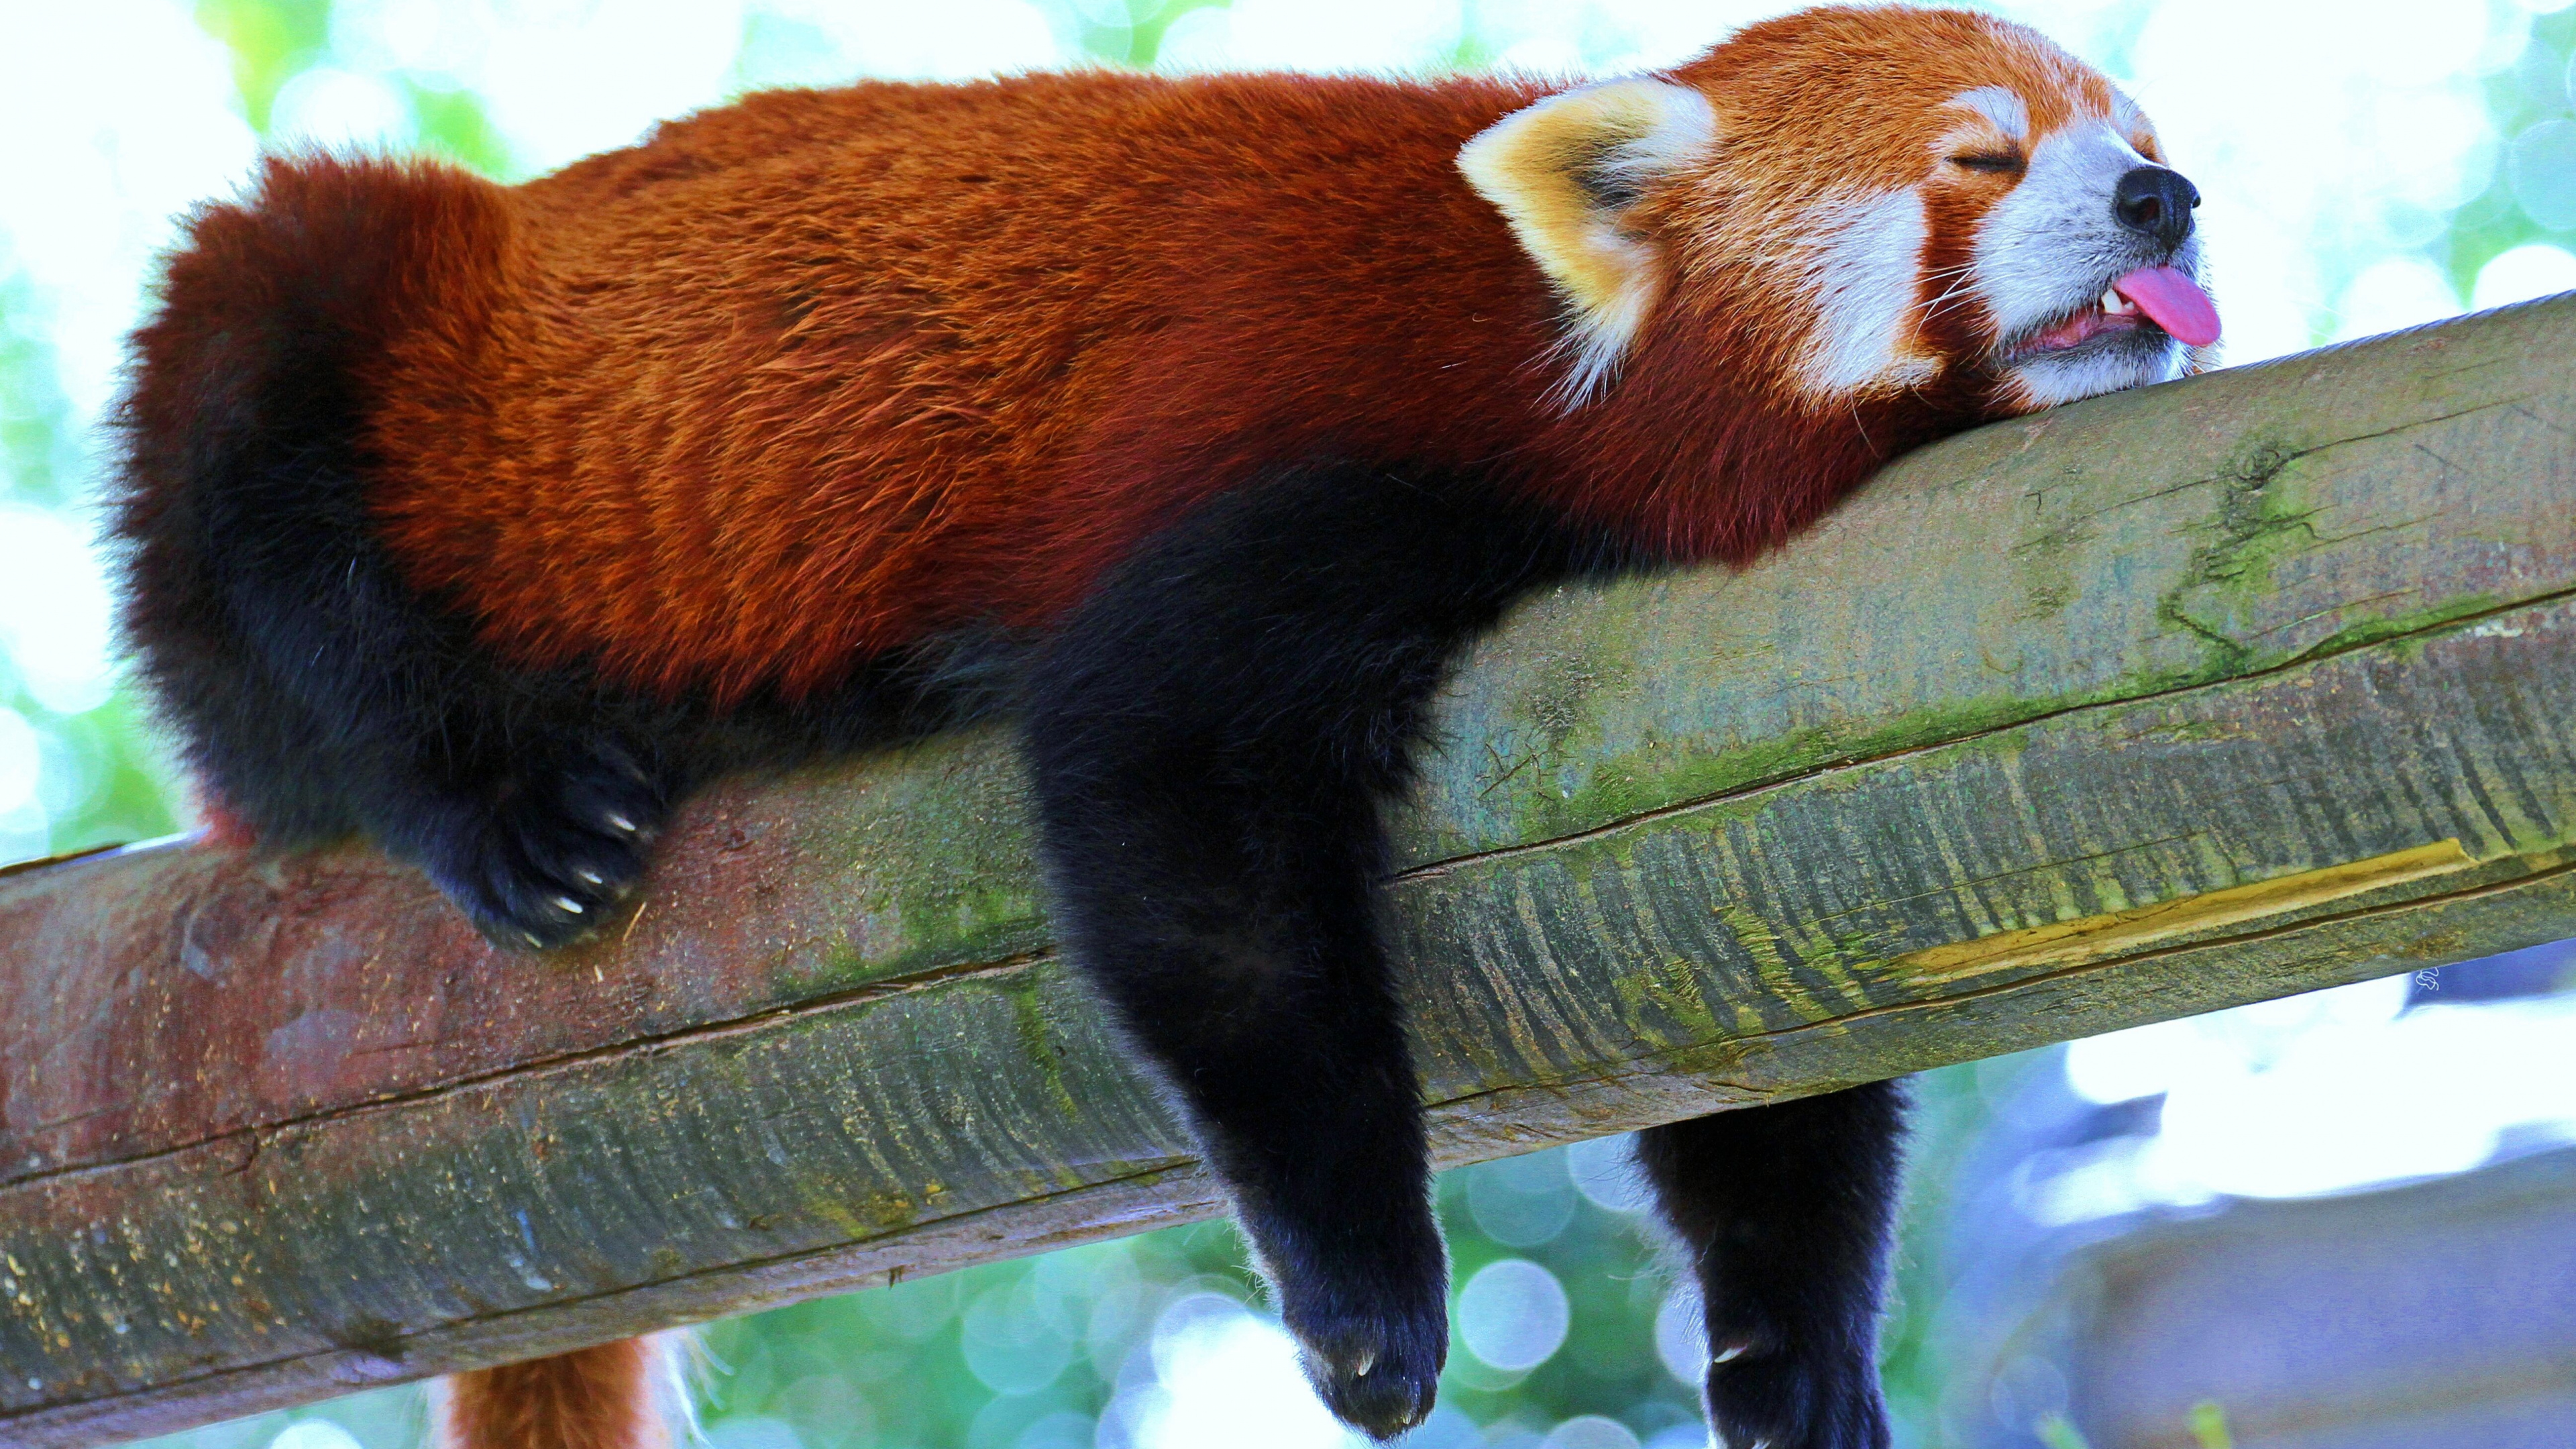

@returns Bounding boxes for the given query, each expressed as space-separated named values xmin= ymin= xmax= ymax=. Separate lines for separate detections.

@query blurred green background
xmin=5 ymin=3 xmax=2575 ymax=1448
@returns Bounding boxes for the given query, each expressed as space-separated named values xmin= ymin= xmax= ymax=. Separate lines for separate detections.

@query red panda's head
xmin=1460 ymin=5 xmax=2218 ymax=421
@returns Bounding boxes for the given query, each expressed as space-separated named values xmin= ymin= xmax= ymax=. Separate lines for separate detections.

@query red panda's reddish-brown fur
xmin=436 ymin=1340 xmax=672 ymax=1449
xmin=350 ymin=70 xmax=1570 ymax=702
xmin=144 ymin=8 xmax=2126 ymax=707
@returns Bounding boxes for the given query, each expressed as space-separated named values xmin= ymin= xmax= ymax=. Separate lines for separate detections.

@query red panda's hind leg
xmin=1635 ymin=1082 xmax=1909 ymax=1449
xmin=109 ymin=154 xmax=686 ymax=949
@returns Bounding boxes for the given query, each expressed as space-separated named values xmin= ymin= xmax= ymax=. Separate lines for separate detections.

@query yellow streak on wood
xmin=1886 ymin=839 xmax=2479 ymax=986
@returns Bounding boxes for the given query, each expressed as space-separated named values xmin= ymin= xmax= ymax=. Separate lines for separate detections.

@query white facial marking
xmin=1794 ymin=188 xmax=1940 ymax=397
xmin=1949 ymin=85 xmax=2030 ymax=145
xmin=1978 ymin=119 xmax=2149 ymax=332
xmin=2008 ymin=333 xmax=2180 ymax=407
xmin=1972 ymin=114 xmax=2205 ymax=407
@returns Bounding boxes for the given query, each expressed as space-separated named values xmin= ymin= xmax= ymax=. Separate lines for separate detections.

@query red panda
xmin=111 ymin=7 xmax=2215 ymax=1449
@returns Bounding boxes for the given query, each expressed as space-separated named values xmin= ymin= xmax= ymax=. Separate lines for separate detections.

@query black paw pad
xmin=423 ymin=745 xmax=673 ymax=951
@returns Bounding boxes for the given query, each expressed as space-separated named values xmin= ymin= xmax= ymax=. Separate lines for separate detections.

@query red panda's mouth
xmin=2006 ymin=266 xmax=2222 ymax=364
xmin=2013 ymin=290 xmax=2151 ymax=358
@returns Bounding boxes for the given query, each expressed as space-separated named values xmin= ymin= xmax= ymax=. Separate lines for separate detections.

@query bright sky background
xmin=2045 ymin=966 xmax=2576 ymax=1215
xmin=5 ymin=5 xmax=2574 ymax=1447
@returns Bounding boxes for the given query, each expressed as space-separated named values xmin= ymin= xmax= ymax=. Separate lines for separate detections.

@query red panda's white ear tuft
xmin=1458 ymin=78 xmax=1715 ymax=407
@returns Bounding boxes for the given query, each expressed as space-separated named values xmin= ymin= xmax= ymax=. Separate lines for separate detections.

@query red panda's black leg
xmin=115 ymin=292 xmax=682 ymax=949
xmin=1022 ymin=462 xmax=1616 ymax=1440
xmin=1637 ymin=1081 xmax=1909 ymax=1449
xmin=216 ymin=560 xmax=679 ymax=949
xmin=111 ymin=217 xmax=682 ymax=948
xmin=198 ymin=480 xmax=682 ymax=948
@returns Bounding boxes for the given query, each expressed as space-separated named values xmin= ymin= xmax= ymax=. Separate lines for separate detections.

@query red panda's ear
xmin=1458 ymin=78 xmax=1716 ymax=404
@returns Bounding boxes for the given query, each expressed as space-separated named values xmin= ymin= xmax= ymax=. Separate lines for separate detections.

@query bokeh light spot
xmin=706 ymin=1417 xmax=806 ymax=1449
xmin=1466 ymin=1148 xmax=1580 ymax=1248
xmin=0 ymin=710 xmax=38 ymax=816
xmin=1010 ymin=1409 xmax=1095 ymax=1449
xmin=1564 ymin=1134 xmax=1652 ymax=1214
xmin=2510 ymin=119 xmax=2576 ymax=229
xmin=1540 ymin=1413 xmax=1643 ymax=1449
xmin=961 ymin=1279 xmax=1075 ymax=1396
xmin=2332 ymin=256 xmax=2462 ymax=341
xmin=268 ymin=66 xmax=412 ymax=149
xmin=2473 ymin=241 xmax=2576 ymax=309
xmin=0 ymin=506 xmax=115 ymax=715
xmin=264 ymin=1424 xmax=362 ymax=1449
xmin=1136 ymin=1293 xmax=1360 ymax=1449
xmin=1457 ymin=1259 xmax=1570 ymax=1373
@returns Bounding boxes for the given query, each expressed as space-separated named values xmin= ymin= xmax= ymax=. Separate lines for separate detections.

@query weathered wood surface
xmin=4 ymin=295 xmax=2573 ymax=1446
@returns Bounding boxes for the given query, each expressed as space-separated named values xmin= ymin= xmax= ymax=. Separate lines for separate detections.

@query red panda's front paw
xmin=421 ymin=747 xmax=672 ymax=951
xmin=1701 ymin=1333 xmax=1890 ymax=1449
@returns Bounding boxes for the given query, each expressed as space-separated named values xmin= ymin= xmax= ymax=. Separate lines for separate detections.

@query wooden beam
xmin=5 ymin=296 xmax=2574 ymax=1446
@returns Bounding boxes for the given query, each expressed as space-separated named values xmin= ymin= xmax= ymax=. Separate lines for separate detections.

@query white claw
xmin=1711 ymin=1343 xmax=1748 ymax=1364
xmin=576 ymin=868 xmax=606 ymax=886
xmin=520 ymin=930 xmax=546 ymax=948
xmin=554 ymin=895 xmax=585 ymax=914
xmin=1351 ymin=1348 xmax=1375 ymax=1377
xmin=606 ymin=812 xmax=637 ymax=834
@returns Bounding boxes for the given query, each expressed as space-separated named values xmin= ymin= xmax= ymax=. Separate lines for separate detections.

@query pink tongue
xmin=2113 ymin=266 xmax=2221 ymax=347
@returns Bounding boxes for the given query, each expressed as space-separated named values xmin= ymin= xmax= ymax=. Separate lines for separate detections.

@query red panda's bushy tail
xmin=436 ymin=1338 xmax=685 ymax=1449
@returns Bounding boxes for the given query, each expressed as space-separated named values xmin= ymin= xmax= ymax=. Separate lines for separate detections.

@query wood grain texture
xmin=4 ymin=296 xmax=2573 ymax=1445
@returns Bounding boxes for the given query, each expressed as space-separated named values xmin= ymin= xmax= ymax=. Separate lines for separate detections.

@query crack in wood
xmin=0 ymin=951 xmax=1059 ymax=1194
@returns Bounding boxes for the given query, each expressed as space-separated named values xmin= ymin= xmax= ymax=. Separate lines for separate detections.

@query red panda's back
xmin=358 ymin=70 xmax=1558 ymax=703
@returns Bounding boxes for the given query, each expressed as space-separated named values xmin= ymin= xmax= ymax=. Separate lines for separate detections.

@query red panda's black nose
xmin=2113 ymin=166 xmax=2200 ymax=250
